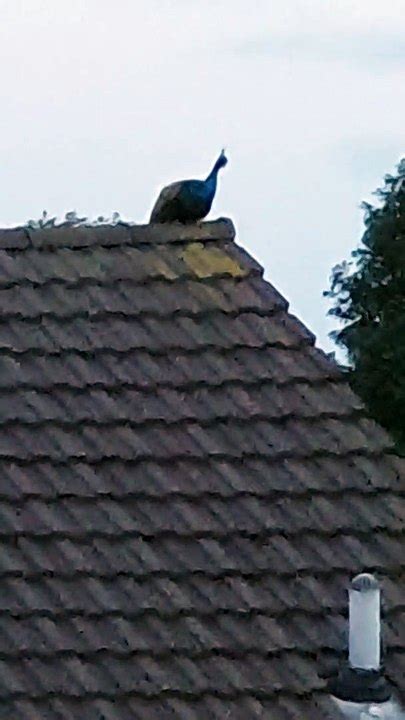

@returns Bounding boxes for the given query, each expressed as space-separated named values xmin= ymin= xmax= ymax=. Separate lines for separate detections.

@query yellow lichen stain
xmin=180 ymin=243 xmax=246 ymax=278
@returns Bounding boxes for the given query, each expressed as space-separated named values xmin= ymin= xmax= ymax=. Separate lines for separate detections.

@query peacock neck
xmin=205 ymin=166 xmax=220 ymax=193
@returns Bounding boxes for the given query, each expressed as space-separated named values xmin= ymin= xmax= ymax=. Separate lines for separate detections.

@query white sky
xmin=0 ymin=0 xmax=404 ymax=351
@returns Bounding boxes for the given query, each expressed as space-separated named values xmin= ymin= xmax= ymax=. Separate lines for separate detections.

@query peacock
xmin=150 ymin=150 xmax=228 ymax=224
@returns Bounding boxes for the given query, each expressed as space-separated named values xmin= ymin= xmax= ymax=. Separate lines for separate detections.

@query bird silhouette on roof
xmin=150 ymin=150 xmax=228 ymax=224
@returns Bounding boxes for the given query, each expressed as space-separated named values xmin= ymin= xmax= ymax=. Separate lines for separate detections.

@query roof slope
xmin=0 ymin=219 xmax=403 ymax=719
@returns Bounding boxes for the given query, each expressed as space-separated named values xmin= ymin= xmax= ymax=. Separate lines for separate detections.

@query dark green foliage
xmin=325 ymin=159 xmax=405 ymax=451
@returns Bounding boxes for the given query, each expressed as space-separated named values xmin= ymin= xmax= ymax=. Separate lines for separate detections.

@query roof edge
xmin=0 ymin=218 xmax=236 ymax=251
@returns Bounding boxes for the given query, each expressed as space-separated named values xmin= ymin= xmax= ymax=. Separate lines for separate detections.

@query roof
xmin=0 ymin=218 xmax=403 ymax=719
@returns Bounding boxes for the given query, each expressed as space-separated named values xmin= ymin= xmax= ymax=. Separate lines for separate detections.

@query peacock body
xmin=150 ymin=150 xmax=228 ymax=224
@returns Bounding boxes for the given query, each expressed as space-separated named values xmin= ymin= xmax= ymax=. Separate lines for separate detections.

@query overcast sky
xmin=0 ymin=0 xmax=404 ymax=351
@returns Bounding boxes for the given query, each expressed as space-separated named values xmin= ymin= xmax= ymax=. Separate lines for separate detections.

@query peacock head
xmin=214 ymin=149 xmax=228 ymax=172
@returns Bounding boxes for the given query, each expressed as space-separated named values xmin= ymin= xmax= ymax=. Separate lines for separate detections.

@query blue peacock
xmin=150 ymin=150 xmax=228 ymax=223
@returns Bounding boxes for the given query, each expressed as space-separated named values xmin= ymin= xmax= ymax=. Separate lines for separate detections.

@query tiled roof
xmin=0 ymin=218 xmax=403 ymax=719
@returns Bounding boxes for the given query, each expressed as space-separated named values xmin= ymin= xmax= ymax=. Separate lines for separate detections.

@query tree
xmin=325 ymin=158 xmax=405 ymax=451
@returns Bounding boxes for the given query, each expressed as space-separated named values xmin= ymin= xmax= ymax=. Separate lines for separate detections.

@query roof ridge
xmin=0 ymin=218 xmax=235 ymax=251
